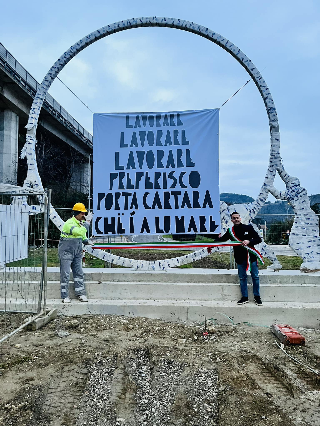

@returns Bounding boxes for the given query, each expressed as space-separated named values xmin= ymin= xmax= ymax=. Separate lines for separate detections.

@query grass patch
xmin=7 ymin=248 xmax=59 ymax=267
xmin=195 ymin=235 xmax=216 ymax=243
xmin=277 ymin=255 xmax=303 ymax=270
xmin=6 ymin=248 xmax=303 ymax=270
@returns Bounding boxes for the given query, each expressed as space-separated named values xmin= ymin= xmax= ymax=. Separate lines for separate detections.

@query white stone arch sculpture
xmin=22 ymin=16 xmax=314 ymax=271
xmin=267 ymin=167 xmax=320 ymax=271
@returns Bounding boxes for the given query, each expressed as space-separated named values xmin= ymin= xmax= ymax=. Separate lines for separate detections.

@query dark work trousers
xmin=58 ymin=238 xmax=86 ymax=299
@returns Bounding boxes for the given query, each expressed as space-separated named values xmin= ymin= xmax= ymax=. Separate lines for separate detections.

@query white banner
xmin=93 ymin=109 xmax=220 ymax=235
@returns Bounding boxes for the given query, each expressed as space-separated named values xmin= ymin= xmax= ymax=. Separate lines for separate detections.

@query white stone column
xmin=0 ymin=110 xmax=19 ymax=184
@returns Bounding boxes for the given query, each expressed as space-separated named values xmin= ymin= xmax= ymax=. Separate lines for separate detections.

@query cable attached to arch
xmin=221 ymin=79 xmax=251 ymax=107
xmin=57 ymin=77 xmax=94 ymax=113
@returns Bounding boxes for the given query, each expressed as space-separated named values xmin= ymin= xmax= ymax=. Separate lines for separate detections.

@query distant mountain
xmin=219 ymin=192 xmax=320 ymax=222
xmin=258 ymin=201 xmax=293 ymax=220
xmin=220 ymin=193 xmax=254 ymax=205
xmin=310 ymin=194 xmax=320 ymax=207
xmin=220 ymin=192 xmax=320 ymax=208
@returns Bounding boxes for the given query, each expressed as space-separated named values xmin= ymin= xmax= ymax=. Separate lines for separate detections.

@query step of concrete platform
xmin=2 ymin=267 xmax=320 ymax=284
xmin=2 ymin=268 xmax=320 ymax=328
xmin=46 ymin=298 xmax=320 ymax=329
xmin=42 ymin=281 xmax=320 ymax=303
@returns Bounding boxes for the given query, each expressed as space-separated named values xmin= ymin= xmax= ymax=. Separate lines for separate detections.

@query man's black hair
xmin=72 ymin=210 xmax=82 ymax=216
xmin=230 ymin=211 xmax=240 ymax=218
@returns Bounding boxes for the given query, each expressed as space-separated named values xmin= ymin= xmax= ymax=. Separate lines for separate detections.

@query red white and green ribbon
xmin=90 ymin=232 xmax=263 ymax=272
xmin=93 ymin=241 xmax=242 ymax=250
xmin=228 ymin=227 xmax=264 ymax=270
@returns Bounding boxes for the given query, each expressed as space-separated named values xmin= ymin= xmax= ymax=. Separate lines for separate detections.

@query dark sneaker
xmin=237 ymin=297 xmax=249 ymax=305
xmin=254 ymin=296 xmax=263 ymax=306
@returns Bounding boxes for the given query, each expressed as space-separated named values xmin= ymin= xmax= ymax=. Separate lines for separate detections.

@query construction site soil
xmin=0 ymin=313 xmax=319 ymax=426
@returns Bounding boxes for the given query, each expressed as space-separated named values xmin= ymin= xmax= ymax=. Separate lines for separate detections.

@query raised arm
xmin=267 ymin=184 xmax=286 ymax=200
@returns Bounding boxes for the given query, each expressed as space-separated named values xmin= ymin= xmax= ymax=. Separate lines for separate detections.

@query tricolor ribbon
xmin=228 ymin=227 xmax=264 ymax=271
xmin=93 ymin=241 xmax=242 ymax=250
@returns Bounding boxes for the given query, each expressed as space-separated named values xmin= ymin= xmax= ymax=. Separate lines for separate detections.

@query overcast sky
xmin=1 ymin=0 xmax=319 ymax=199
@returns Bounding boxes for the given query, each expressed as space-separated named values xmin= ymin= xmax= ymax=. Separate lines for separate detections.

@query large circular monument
xmin=21 ymin=17 xmax=320 ymax=271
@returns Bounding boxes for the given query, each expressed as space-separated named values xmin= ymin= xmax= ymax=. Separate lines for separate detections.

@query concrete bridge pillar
xmin=0 ymin=110 xmax=19 ymax=184
xmin=70 ymin=160 xmax=90 ymax=194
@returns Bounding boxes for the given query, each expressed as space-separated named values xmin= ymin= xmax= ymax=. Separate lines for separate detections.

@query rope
xmin=275 ymin=341 xmax=319 ymax=375
xmin=200 ymin=314 xmax=235 ymax=326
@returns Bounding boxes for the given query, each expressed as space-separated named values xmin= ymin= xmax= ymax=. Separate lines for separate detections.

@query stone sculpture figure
xmin=267 ymin=174 xmax=320 ymax=271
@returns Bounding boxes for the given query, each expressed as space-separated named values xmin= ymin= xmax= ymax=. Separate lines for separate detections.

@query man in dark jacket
xmin=216 ymin=211 xmax=263 ymax=305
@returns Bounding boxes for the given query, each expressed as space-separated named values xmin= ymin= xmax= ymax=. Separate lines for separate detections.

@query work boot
xmin=254 ymin=296 xmax=263 ymax=306
xmin=237 ymin=297 xmax=249 ymax=305
xmin=62 ymin=297 xmax=71 ymax=303
xmin=78 ymin=295 xmax=88 ymax=302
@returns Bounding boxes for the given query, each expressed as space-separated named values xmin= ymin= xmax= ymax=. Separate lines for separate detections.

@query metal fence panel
xmin=26 ymin=73 xmax=38 ymax=90
xmin=0 ymin=204 xmax=29 ymax=264
xmin=60 ymin=107 xmax=68 ymax=120
xmin=0 ymin=193 xmax=49 ymax=314
xmin=0 ymin=44 xmax=6 ymax=60
xmin=15 ymin=62 xmax=27 ymax=81
xmin=45 ymin=92 xmax=54 ymax=107
xmin=6 ymin=52 xmax=15 ymax=69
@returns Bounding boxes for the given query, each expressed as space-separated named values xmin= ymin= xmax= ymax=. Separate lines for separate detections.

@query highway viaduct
xmin=0 ymin=42 xmax=93 ymax=198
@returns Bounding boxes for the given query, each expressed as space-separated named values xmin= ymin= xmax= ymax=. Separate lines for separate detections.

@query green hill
xmin=219 ymin=192 xmax=320 ymax=222
xmin=220 ymin=193 xmax=254 ymax=205
xmin=310 ymin=194 xmax=320 ymax=207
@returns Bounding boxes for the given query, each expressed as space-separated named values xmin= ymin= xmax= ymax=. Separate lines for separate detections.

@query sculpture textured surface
xmin=267 ymin=172 xmax=320 ymax=271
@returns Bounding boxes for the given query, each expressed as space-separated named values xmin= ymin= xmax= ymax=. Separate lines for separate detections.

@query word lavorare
xmin=96 ymin=190 xmax=213 ymax=211
xmin=119 ymin=129 xmax=189 ymax=149
xmin=125 ymin=113 xmax=183 ymax=129
xmin=94 ymin=215 xmax=219 ymax=235
xmin=115 ymin=149 xmax=195 ymax=170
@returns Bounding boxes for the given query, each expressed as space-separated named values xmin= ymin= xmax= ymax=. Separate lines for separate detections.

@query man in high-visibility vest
xmin=58 ymin=203 xmax=93 ymax=303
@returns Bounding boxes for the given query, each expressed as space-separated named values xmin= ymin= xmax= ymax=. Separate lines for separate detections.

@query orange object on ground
xmin=270 ymin=324 xmax=305 ymax=345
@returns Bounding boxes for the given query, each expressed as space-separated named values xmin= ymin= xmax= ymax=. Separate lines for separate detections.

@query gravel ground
xmin=0 ymin=313 xmax=319 ymax=426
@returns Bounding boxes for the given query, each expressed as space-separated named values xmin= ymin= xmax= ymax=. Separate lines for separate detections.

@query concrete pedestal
xmin=69 ymin=160 xmax=90 ymax=194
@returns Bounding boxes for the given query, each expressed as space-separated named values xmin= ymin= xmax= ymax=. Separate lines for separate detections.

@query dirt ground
xmin=0 ymin=313 xmax=319 ymax=426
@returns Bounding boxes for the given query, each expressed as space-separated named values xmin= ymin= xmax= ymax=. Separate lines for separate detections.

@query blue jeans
xmin=237 ymin=261 xmax=260 ymax=298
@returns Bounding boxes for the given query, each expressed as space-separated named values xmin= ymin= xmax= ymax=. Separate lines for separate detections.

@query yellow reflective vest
xmin=60 ymin=217 xmax=88 ymax=242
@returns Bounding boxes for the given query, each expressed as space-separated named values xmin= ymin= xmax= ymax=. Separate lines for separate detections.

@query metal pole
xmin=264 ymin=220 xmax=267 ymax=240
xmin=38 ymin=189 xmax=50 ymax=313
xmin=44 ymin=189 xmax=51 ymax=311
xmin=88 ymin=154 xmax=92 ymax=212
xmin=0 ymin=311 xmax=44 ymax=345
